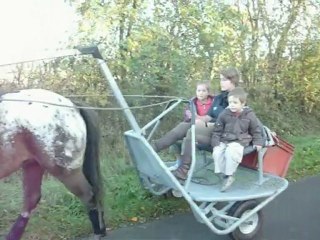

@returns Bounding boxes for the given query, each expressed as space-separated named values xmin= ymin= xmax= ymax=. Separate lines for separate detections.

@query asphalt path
xmin=78 ymin=175 xmax=320 ymax=240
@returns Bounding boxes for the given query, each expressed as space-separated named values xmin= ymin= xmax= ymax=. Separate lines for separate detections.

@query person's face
xmin=196 ymin=84 xmax=209 ymax=101
xmin=220 ymin=74 xmax=235 ymax=91
xmin=228 ymin=95 xmax=245 ymax=113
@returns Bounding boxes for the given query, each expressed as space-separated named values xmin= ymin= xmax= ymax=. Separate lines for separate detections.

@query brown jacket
xmin=211 ymin=107 xmax=264 ymax=147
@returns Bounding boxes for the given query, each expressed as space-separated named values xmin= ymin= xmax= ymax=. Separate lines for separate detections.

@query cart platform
xmin=187 ymin=164 xmax=288 ymax=202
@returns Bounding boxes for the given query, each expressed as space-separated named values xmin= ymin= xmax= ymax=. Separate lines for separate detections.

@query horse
xmin=0 ymin=89 xmax=106 ymax=240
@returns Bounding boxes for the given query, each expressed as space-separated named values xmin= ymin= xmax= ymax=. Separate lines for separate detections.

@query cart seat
xmin=196 ymin=143 xmax=256 ymax=156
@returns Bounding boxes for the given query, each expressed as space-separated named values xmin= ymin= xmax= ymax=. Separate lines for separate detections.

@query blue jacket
xmin=207 ymin=91 xmax=229 ymax=122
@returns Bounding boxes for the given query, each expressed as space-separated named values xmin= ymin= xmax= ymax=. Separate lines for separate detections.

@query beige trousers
xmin=212 ymin=142 xmax=244 ymax=176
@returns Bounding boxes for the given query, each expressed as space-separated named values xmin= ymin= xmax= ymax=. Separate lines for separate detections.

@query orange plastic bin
xmin=241 ymin=136 xmax=295 ymax=177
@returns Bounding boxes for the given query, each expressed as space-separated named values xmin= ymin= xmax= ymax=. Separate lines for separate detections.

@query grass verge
xmin=286 ymin=135 xmax=320 ymax=180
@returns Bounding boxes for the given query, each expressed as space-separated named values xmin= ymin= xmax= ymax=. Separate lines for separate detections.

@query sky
xmin=0 ymin=0 xmax=78 ymax=65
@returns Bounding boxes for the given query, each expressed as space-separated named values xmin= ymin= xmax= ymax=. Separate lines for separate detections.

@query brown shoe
xmin=171 ymin=140 xmax=192 ymax=181
xmin=171 ymin=164 xmax=190 ymax=180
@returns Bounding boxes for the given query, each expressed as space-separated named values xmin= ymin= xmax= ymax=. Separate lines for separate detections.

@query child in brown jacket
xmin=211 ymin=87 xmax=264 ymax=192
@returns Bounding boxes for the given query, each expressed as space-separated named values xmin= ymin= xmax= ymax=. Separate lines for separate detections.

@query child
xmin=184 ymin=82 xmax=214 ymax=122
xmin=211 ymin=87 xmax=264 ymax=192
xmin=168 ymin=82 xmax=214 ymax=170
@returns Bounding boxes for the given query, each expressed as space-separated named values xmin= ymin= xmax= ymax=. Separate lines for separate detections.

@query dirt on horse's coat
xmin=0 ymin=89 xmax=86 ymax=170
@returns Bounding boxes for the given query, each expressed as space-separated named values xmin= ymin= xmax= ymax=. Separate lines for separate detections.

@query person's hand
xmin=195 ymin=118 xmax=205 ymax=126
xmin=254 ymin=145 xmax=262 ymax=151
xmin=195 ymin=115 xmax=204 ymax=121
xmin=185 ymin=110 xmax=192 ymax=120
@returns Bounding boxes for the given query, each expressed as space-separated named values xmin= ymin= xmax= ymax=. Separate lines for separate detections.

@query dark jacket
xmin=206 ymin=91 xmax=229 ymax=123
xmin=183 ymin=95 xmax=214 ymax=122
xmin=211 ymin=107 xmax=264 ymax=147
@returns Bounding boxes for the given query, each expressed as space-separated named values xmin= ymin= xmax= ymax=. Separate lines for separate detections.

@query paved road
xmin=80 ymin=175 xmax=320 ymax=240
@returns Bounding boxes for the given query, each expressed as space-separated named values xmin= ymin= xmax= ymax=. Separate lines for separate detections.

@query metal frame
xmin=85 ymin=46 xmax=289 ymax=236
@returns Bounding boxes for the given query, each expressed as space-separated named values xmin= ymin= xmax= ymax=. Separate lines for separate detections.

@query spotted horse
xmin=0 ymin=89 xmax=106 ymax=240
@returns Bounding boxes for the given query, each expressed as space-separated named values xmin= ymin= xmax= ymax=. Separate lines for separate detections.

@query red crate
xmin=241 ymin=136 xmax=295 ymax=177
xmin=241 ymin=151 xmax=258 ymax=170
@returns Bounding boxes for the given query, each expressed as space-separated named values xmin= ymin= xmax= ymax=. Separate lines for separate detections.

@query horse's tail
xmin=77 ymin=104 xmax=104 ymax=208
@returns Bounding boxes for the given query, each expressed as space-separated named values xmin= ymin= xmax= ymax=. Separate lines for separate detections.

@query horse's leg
xmin=6 ymin=160 xmax=44 ymax=240
xmin=54 ymin=168 xmax=106 ymax=239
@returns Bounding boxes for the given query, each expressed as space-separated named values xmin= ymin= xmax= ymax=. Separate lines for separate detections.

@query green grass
xmin=0 ymin=134 xmax=320 ymax=239
xmin=286 ymin=135 xmax=320 ymax=180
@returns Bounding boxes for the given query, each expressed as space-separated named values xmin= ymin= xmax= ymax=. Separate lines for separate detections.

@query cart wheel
xmin=163 ymin=190 xmax=174 ymax=198
xmin=163 ymin=189 xmax=183 ymax=198
xmin=171 ymin=189 xmax=183 ymax=198
xmin=228 ymin=200 xmax=263 ymax=240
